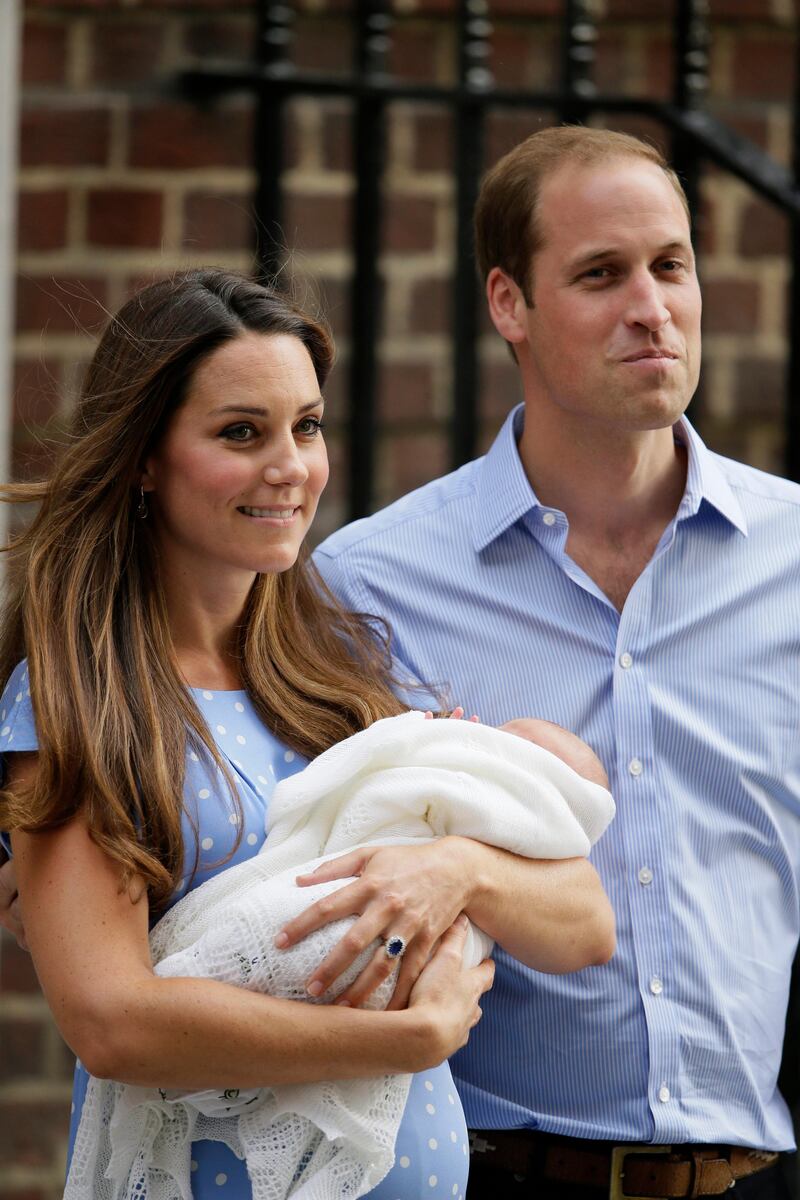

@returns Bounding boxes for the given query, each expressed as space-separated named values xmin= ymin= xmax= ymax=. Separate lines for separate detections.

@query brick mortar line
xmin=0 ymin=1079 xmax=73 ymax=1101
xmin=18 ymin=169 xmax=257 ymax=187
xmin=20 ymin=87 xmax=254 ymax=106
xmin=704 ymin=331 xmax=786 ymax=354
xmin=759 ymin=263 xmax=790 ymax=333
xmin=0 ymin=1165 xmax=68 ymax=1187
xmin=282 ymin=171 xmax=455 ymax=199
xmin=17 ymin=249 xmax=254 ymax=271
xmin=0 ymin=994 xmax=52 ymax=1017
xmin=700 ymin=261 xmax=790 ymax=279
xmin=705 ymin=356 xmax=737 ymax=420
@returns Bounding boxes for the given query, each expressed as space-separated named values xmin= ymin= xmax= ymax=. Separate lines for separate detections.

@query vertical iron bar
xmin=253 ymin=1 xmax=293 ymax=284
xmin=671 ymin=0 xmax=709 ymax=223
xmin=452 ymin=0 xmax=491 ymax=470
xmin=348 ymin=0 xmax=391 ymax=520
xmin=785 ymin=30 xmax=800 ymax=482
xmin=672 ymin=0 xmax=709 ymax=428
xmin=561 ymin=0 xmax=597 ymax=125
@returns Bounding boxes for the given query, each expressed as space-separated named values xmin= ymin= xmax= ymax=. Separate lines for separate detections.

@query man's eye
xmin=221 ymin=423 xmax=255 ymax=441
xmin=659 ymin=259 xmax=683 ymax=273
xmin=582 ymin=267 xmax=611 ymax=280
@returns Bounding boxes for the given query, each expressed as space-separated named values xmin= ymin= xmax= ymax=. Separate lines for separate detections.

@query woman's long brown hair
xmin=0 ymin=269 xmax=405 ymax=909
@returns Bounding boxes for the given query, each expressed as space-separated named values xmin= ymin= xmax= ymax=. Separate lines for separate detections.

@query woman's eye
xmin=221 ymin=423 xmax=256 ymax=442
xmin=296 ymin=417 xmax=325 ymax=436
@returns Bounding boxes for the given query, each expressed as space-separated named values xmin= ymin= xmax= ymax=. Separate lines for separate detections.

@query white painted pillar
xmin=0 ymin=0 xmax=20 ymax=510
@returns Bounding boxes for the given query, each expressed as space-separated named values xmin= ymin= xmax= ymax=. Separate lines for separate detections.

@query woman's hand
xmin=277 ymin=837 xmax=476 ymax=1010
xmin=406 ymin=915 xmax=494 ymax=1062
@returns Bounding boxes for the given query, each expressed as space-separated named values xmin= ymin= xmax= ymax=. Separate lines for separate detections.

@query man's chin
xmin=616 ymin=381 xmax=694 ymax=431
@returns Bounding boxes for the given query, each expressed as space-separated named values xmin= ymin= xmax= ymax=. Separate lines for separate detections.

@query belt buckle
xmin=609 ymin=1144 xmax=671 ymax=1200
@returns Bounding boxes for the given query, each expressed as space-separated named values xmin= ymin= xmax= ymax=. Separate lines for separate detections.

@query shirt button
xmin=649 ymin=976 xmax=663 ymax=995
xmin=629 ymin=758 xmax=643 ymax=777
xmin=619 ymin=652 xmax=633 ymax=669
xmin=542 ymin=511 xmax=556 ymax=527
xmin=658 ymin=1085 xmax=671 ymax=1103
xmin=638 ymin=866 xmax=654 ymax=886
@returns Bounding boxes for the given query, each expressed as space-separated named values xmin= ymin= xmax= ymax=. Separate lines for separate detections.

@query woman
xmin=0 ymin=269 xmax=494 ymax=1199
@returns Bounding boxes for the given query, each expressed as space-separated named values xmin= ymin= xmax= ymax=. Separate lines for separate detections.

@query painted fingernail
xmin=274 ymin=932 xmax=289 ymax=948
xmin=307 ymin=980 xmax=324 ymax=997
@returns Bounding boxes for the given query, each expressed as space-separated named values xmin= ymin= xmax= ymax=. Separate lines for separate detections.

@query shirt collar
xmin=473 ymin=405 xmax=540 ymax=552
xmin=674 ymin=416 xmax=748 ymax=535
xmin=473 ymin=405 xmax=748 ymax=553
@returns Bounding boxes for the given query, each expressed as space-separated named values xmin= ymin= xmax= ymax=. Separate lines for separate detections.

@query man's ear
xmin=485 ymin=267 xmax=529 ymax=346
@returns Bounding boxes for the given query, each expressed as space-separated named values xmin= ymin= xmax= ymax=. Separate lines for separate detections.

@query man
xmin=312 ymin=127 xmax=800 ymax=1198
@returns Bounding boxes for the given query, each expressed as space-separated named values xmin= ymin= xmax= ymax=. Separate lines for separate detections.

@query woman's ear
xmin=485 ymin=267 xmax=529 ymax=346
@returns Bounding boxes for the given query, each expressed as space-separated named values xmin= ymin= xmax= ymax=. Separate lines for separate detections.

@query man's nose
xmin=624 ymin=272 xmax=671 ymax=332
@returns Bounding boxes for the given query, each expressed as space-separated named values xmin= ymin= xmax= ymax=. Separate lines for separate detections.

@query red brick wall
xmin=3 ymin=1 xmax=798 ymax=1195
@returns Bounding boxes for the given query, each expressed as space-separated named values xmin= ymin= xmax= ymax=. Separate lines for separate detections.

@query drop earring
xmin=137 ymin=485 xmax=148 ymax=520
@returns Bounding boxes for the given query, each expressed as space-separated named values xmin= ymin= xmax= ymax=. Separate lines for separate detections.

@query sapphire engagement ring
xmin=383 ymin=934 xmax=407 ymax=959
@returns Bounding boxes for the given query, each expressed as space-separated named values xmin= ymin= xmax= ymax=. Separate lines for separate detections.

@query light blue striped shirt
xmin=314 ymin=404 xmax=800 ymax=1150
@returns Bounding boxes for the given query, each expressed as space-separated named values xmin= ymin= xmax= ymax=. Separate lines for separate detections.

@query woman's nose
xmin=262 ymin=439 xmax=308 ymax=486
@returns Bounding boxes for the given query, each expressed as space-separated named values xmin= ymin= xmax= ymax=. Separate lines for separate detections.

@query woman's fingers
xmin=278 ymin=843 xmax=471 ymax=1007
xmin=296 ymin=901 xmax=389 ymax=994
xmin=293 ymin=848 xmax=371 ymax=889
xmin=336 ymin=932 xmax=431 ymax=1009
xmin=359 ymin=927 xmax=437 ymax=1010
xmin=285 ymin=882 xmax=424 ymax=999
xmin=475 ymin=955 xmax=496 ymax=996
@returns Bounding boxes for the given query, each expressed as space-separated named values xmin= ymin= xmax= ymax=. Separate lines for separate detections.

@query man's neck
xmin=517 ymin=409 xmax=688 ymax=611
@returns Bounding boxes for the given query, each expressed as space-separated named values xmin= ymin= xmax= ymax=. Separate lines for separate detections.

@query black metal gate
xmin=183 ymin=0 xmax=800 ymax=522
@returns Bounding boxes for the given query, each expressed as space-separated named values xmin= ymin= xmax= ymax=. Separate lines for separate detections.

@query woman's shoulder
xmin=0 ymin=660 xmax=38 ymax=753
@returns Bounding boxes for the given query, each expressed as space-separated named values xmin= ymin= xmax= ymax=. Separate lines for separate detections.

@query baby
xmin=498 ymin=714 xmax=609 ymax=786
xmin=66 ymin=712 xmax=614 ymax=1200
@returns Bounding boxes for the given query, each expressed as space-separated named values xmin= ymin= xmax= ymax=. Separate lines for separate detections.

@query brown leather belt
xmin=468 ymin=1130 xmax=780 ymax=1198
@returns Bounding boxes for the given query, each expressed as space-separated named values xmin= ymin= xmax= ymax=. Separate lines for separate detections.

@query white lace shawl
xmin=64 ymin=712 xmax=615 ymax=1200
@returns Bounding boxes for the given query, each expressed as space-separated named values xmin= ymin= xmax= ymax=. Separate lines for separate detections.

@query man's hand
xmin=276 ymin=838 xmax=473 ymax=1010
xmin=0 ymin=855 xmax=27 ymax=950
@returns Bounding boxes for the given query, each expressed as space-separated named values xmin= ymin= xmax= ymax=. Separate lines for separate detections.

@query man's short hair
xmin=474 ymin=125 xmax=690 ymax=306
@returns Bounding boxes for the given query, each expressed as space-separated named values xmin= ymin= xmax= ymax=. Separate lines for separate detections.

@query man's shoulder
xmin=711 ymin=449 xmax=800 ymax=515
xmin=315 ymin=458 xmax=481 ymax=565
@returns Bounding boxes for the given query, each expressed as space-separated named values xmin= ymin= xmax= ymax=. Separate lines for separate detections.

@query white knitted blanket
xmin=64 ymin=712 xmax=615 ymax=1200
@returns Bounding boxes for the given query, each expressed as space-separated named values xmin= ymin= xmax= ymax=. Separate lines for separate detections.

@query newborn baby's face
xmin=499 ymin=718 xmax=609 ymax=790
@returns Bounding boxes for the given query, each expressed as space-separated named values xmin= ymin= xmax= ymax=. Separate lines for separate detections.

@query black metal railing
xmin=182 ymin=0 xmax=800 ymax=522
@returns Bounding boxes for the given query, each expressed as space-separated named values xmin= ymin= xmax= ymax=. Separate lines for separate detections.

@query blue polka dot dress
xmin=0 ymin=662 xmax=469 ymax=1199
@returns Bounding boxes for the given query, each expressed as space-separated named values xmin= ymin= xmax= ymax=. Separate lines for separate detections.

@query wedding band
xmin=384 ymin=934 xmax=407 ymax=959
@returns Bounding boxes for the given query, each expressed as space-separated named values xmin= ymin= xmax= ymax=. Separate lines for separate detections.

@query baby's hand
xmin=423 ymin=707 xmax=480 ymax=722
xmin=448 ymin=706 xmax=480 ymax=722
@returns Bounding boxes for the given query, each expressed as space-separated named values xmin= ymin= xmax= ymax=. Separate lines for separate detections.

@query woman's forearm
xmin=75 ymin=972 xmax=443 ymax=1088
xmin=11 ymin=811 xmax=450 ymax=1091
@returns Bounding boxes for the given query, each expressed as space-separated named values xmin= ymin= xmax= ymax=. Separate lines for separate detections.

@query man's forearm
xmin=451 ymin=836 xmax=616 ymax=973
